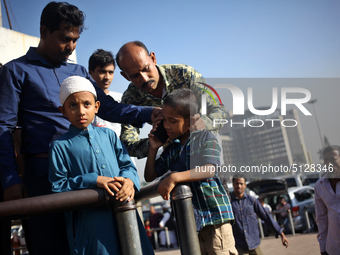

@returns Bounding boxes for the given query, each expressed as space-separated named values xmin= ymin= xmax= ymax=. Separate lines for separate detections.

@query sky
xmin=1 ymin=0 xmax=340 ymax=182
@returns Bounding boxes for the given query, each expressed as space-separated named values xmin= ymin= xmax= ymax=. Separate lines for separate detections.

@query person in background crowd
xmin=231 ymin=174 xmax=289 ymax=255
xmin=144 ymin=220 xmax=154 ymax=247
xmin=315 ymin=145 xmax=340 ymax=255
xmin=158 ymin=205 xmax=177 ymax=248
xmin=149 ymin=205 xmax=163 ymax=249
xmin=276 ymin=196 xmax=291 ymax=234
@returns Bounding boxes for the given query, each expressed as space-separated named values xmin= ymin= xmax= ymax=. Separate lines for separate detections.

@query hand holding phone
xmin=152 ymin=120 xmax=169 ymax=144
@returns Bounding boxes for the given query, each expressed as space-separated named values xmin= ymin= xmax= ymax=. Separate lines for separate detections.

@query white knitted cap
xmin=60 ymin=76 xmax=97 ymax=105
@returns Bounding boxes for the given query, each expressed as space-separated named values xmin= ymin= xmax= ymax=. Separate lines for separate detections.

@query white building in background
xmin=0 ymin=27 xmax=77 ymax=65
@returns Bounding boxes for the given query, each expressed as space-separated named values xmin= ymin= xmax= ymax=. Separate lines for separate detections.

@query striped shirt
xmin=155 ymin=130 xmax=234 ymax=231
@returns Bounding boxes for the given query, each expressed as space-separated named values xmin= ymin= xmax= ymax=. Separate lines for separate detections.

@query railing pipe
xmin=0 ymin=188 xmax=112 ymax=221
xmin=171 ymin=184 xmax=201 ymax=255
xmin=0 ymin=189 xmax=144 ymax=255
xmin=287 ymin=209 xmax=295 ymax=235
xmin=271 ymin=209 xmax=295 ymax=235
xmin=113 ymin=199 xmax=142 ymax=255
xmin=303 ymin=205 xmax=315 ymax=232
xmin=258 ymin=218 xmax=264 ymax=238
xmin=134 ymin=178 xmax=163 ymax=202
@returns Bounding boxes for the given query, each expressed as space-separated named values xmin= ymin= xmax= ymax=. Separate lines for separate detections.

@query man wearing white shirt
xmin=315 ymin=145 xmax=340 ymax=255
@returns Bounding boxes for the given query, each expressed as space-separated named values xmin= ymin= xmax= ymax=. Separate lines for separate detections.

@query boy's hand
xmin=97 ymin=176 xmax=122 ymax=196
xmin=114 ymin=177 xmax=135 ymax=202
xmin=152 ymin=112 xmax=163 ymax=124
xmin=158 ymin=174 xmax=177 ymax=200
xmin=148 ymin=124 xmax=167 ymax=149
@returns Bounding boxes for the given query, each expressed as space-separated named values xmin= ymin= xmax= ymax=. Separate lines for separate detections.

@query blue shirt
xmin=155 ymin=130 xmax=234 ymax=231
xmin=0 ymin=47 xmax=152 ymax=190
xmin=230 ymin=192 xmax=283 ymax=250
xmin=48 ymin=124 xmax=140 ymax=254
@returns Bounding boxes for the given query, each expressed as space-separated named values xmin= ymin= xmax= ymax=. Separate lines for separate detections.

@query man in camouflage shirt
xmin=116 ymin=41 xmax=227 ymax=158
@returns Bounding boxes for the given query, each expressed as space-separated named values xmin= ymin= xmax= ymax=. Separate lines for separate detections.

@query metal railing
xmin=0 ymin=178 xmax=201 ymax=255
xmin=303 ymin=205 xmax=316 ymax=232
xmin=150 ymin=227 xmax=170 ymax=250
xmin=258 ymin=209 xmax=295 ymax=239
xmin=258 ymin=205 xmax=316 ymax=238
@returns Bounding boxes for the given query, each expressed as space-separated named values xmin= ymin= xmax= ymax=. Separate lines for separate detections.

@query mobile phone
xmin=152 ymin=120 xmax=169 ymax=143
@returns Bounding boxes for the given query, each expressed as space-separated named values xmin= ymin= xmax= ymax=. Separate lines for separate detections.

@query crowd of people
xmin=0 ymin=2 xmax=339 ymax=255
xmin=144 ymin=205 xmax=177 ymax=250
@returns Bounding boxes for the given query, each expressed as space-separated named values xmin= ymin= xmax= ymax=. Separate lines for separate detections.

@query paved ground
xmin=154 ymin=233 xmax=319 ymax=255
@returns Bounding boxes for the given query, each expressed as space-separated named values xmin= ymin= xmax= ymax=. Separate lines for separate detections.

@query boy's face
xmin=59 ymin=91 xmax=100 ymax=129
xmin=90 ymin=64 xmax=115 ymax=93
xmin=162 ymin=104 xmax=190 ymax=141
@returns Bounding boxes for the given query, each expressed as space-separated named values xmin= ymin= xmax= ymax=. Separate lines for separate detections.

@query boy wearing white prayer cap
xmin=48 ymin=76 xmax=154 ymax=255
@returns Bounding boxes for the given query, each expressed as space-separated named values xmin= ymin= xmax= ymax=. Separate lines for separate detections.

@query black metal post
xmin=171 ymin=184 xmax=201 ymax=255
xmin=113 ymin=199 xmax=143 ymax=255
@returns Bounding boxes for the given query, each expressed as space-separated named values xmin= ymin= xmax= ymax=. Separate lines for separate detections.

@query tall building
xmin=220 ymin=108 xmax=309 ymax=171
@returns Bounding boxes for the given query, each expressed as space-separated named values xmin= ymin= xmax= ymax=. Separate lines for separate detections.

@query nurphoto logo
xmin=199 ymin=83 xmax=312 ymax=128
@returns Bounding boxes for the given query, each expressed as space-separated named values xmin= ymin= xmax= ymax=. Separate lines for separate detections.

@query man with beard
xmin=0 ymin=2 xmax=160 ymax=255
xmin=315 ymin=145 xmax=340 ymax=255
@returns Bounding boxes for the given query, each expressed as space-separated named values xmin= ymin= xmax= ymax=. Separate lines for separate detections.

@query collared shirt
xmin=0 ymin=47 xmax=152 ymax=190
xmin=120 ymin=64 xmax=227 ymax=158
xmin=230 ymin=192 xmax=282 ymax=250
xmin=155 ymin=130 xmax=234 ymax=231
xmin=48 ymin=124 xmax=142 ymax=254
xmin=92 ymin=91 xmax=123 ymax=136
xmin=315 ymin=176 xmax=340 ymax=255
xmin=48 ymin=124 xmax=139 ymax=192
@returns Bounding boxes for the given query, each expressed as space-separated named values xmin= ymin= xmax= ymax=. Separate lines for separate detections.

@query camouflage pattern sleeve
xmin=119 ymin=64 xmax=227 ymax=158
xmin=185 ymin=68 xmax=227 ymax=134
xmin=120 ymin=124 xmax=150 ymax=158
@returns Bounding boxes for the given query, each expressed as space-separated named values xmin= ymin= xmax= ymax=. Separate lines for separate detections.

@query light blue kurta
xmin=48 ymin=124 xmax=152 ymax=255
